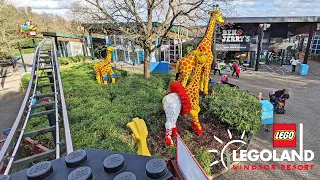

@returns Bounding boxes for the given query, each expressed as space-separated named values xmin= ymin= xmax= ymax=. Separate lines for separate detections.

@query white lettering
xmin=232 ymin=149 xmax=314 ymax=163
xmin=235 ymin=36 xmax=240 ymax=42
xmin=304 ymin=150 xmax=314 ymax=161
xmin=230 ymin=36 xmax=236 ymax=42
xmin=231 ymin=29 xmax=237 ymax=35
xmin=260 ymin=150 xmax=272 ymax=162
xmin=239 ymin=150 xmax=247 ymax=161
xmin=291 ymin=150 xmax=303 ymax=161
xmin=226 ymin=36 xmax=231 ymax=42
xmin=222 ymin=30 xmax=228 ymax=35
xmin=280 ymin=150 xmax=291 ymax=161
xmin=272 ymin=150 xmax=280 ymax=161
xmin=247 ymin=149 xmax=259 ymax=161
xmin=246 ymin=36 xmax=251 ymax=42
xmin=232 ymin=150 xmax=239 ymax=161
xmin=222 ymin=36 xmax=227 ymax=42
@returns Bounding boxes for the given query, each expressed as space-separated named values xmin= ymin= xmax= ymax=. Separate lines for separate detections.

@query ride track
xmin=0 ymin=37 xmax=73 ymax=175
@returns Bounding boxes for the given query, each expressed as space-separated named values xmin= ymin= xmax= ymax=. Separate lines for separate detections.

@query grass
xmin=60 ymin=63 xmax=174 ymax=154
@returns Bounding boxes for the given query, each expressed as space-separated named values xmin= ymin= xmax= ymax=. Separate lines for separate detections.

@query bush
xmin=21 ymin=73 xmax=31 ymax=90
xmin=201 ymin=85 xmax=262 ymax=134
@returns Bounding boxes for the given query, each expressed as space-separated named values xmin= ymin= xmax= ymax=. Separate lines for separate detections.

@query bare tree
xmin=72 ymin=0 xmax=234 ymax=78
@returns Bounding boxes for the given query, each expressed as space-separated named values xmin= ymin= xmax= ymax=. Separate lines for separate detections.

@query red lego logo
xmin=273 ymin=124 xmax=296 ymax=148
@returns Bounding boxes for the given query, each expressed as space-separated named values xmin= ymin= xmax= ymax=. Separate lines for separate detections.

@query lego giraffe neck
xmin=105 ymin=51 xmax=112 ymax=63
xmin=203 ymin=16 xmax=216 ymax=44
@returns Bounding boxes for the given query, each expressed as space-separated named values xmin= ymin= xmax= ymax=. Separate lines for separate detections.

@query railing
xmin=0 ymin=37 xmax=73 ymax=174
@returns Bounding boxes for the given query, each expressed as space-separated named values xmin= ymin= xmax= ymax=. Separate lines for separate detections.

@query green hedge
xmin=201 ymin=85 xmax=262 ymax=134
xmin=21 ymin=73 xmax=31 ymax=90
xmin=58 ymin=56 xmax=92 ymax=65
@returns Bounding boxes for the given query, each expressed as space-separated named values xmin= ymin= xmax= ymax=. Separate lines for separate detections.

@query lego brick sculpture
xmin=175 ymin=5 xmax=224 ymax=95
xmin=163 ymin=52 xmax=208 ymax=146
xmin=93 ymin=44 xmax=117 ymax=85
xmin=126 ymin=117 xmax=151 ymax=156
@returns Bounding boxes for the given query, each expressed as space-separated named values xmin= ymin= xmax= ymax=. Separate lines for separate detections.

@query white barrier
xmin=176 ymin=135 xmax=209 ymax=180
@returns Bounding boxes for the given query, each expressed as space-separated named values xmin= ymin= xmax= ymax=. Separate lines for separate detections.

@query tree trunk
xmin=144 ymin=49 xmax=150 ymax=79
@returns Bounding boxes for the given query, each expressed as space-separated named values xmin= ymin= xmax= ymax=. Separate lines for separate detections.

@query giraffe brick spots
xmin=185 ymin=53 xmax=208 ymax=136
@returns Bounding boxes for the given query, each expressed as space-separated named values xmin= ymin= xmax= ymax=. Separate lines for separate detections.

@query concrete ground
xmin=0 ymin=54 xmax=34 ymax=134
xmin=213 ymin=61 xmax=320 ymax=180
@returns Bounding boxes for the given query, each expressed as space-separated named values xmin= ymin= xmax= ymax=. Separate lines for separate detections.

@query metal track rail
xmin=0 ymin=37 xmax=73 ymax=174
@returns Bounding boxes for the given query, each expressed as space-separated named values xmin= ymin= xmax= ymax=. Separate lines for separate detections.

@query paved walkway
xmin=212 ymin=61 xmax=320 ymax=180
xmin=0 ymin=54 xmax=34 ymax=134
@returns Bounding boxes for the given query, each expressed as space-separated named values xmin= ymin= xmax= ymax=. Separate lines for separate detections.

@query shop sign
xmin=222 ymin=29 xmax=251 ymax=43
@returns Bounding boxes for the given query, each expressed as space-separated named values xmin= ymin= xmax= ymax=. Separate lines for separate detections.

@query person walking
xmin=213 ymin=61 xmax=221 ymax=75
xmin=232 ymin=60 xmax=239 ymax=76
xmin=235 ymin=66 xmax=240 ymax=78
xmin=290 ymin=57 xmax=299 ymax=73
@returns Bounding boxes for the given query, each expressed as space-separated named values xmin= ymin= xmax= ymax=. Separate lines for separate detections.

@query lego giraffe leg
xmin=180 ymin=72 xmax=191 ymax=87
xmin=202 ymin=64 xmax=211 ymax=95
xmin=200 ymin=73 xmax=205 ymax=93
xmin=189 ymin=105 xmax=202 ymax=136
xmin=94 ymin=64 xmax=102 ymax=84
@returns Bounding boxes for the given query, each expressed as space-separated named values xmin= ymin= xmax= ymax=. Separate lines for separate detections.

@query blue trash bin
xmin=299 ymin=64 xmax=309 ymax=76
xmin=260 ymin=100 xmax=274 ymax=125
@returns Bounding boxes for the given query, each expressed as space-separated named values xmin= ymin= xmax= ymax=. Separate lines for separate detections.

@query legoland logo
xmin=273 ymin=124 xmax=296 ymax=147
xmin=209 ymin=123 xmax=315 ymax=171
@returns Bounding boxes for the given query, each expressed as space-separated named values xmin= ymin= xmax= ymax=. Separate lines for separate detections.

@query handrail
xmin=0 ymin=39 xmax=46 ymax=163
xmin=52 ymin=37 xmax=73 ymax=154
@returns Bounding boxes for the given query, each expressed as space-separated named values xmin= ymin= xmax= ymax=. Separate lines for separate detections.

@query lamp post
xmin=255 ymin=23 xmax=270 ymax=71
xmin=303 ymin=23 xmax=315 ymax=64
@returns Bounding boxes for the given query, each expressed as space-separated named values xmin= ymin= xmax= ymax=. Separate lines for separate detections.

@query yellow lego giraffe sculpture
xmin=126 ymin=117 xmax=151 ymax=156
xmin=93 ymin=45 xmax=117 ymax=85
xmin=186 ymin=53 xmax=207 ymax=136
xmin=198 ymin=5 xmax=224 ymax=95
xmin=175 ymin=5 xmax=224 ymax=95
xmin=163 ymin=52 xmax=207 ymax=146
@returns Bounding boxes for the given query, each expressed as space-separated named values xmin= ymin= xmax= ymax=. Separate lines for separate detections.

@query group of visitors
xmin=212 ymin=60 xmax=241 ymax=78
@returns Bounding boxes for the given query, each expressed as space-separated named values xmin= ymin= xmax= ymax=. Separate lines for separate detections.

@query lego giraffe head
xmin=208 ymin=5 xmax=225 ymax=24
xmin=107 ymin=46 xmax=115 ymax=52
xmin=195 ymin=52 xmax=207 ymax=65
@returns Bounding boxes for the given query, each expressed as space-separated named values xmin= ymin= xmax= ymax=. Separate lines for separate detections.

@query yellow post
xmin=126 ymin=117 xmax=151 ymax=156
xmin=112 ymin=78 xmax=116 ymax=83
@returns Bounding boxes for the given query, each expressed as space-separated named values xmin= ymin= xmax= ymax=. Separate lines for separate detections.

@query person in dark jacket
xmin=274 ymin=89 xmax=289 ymax=99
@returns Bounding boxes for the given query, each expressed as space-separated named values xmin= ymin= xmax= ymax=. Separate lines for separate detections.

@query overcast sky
xmin=9 ymin=0 xmax=320 ymax=18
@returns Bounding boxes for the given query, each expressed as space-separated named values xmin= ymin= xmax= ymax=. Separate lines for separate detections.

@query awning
xmin=269 ymin=43 xmax=295 ymax=50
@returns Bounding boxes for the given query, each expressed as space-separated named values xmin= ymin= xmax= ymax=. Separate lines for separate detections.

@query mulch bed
xmin=148 ymin=112 xmax=246 ymax=176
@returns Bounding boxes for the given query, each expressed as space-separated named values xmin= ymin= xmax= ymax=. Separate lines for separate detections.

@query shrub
xmin=21 ymin=73 xmax=31 ymax=90
xmin=200 ymin=84 xmax=262 ymax=134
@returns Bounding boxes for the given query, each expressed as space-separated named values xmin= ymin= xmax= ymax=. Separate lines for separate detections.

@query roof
xmin=42 ymin=32 xmax=105 ymax=39
xmin=226 ymin=16 xmax=320 ymax=23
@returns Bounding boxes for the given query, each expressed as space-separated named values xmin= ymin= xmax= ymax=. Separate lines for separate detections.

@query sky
xmin=8 ymin=0 xmax=320 ymax=18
